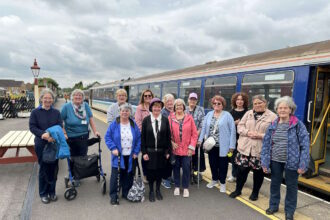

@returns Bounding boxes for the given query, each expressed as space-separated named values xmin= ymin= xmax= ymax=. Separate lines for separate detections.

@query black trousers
xmin=235 ymin=165 xmax=264 ymax=195
xmin=208 ymin=147 xmax=228 ymax=184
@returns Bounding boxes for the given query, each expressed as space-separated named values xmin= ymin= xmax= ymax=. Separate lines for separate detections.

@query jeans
xmin=208 ymin=147 xmax=229 ymax=184
xmin=35 ymin=144 xmax=59 ymax=197
xmin=269 ymin=161 xmax=299 ymax=216
xmin=173 ymin=156 xmax=191 ymax=189
xmin=109 ymin=156 xmax=133 ymax=200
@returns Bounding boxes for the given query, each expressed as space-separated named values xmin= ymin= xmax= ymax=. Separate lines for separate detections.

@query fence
xmin=0 ymin=97 xmax=35 ymax=118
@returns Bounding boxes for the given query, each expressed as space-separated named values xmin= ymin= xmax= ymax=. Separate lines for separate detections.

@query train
xmin=85 ymin=40 xmax=330 ymax=195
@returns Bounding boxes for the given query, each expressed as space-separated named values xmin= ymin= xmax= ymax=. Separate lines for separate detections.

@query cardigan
xmin=198 ymin=110 xmax=236 ymax=157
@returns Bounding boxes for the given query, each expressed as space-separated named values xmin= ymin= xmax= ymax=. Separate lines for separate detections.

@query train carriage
xmin=89 ymin=40 xmax=330 ymax=195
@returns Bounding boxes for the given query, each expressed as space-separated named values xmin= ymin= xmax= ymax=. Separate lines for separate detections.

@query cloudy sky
xmin=1 ymin=0 xmax=330 ymax=88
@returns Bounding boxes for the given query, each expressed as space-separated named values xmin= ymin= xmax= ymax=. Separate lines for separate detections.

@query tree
xmin=73 ymin=81 xmax=84 ymax=90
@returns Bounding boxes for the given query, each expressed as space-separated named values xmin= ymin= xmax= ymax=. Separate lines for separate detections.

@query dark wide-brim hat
xmin=149 ymin=98 xmax=164 ymax=112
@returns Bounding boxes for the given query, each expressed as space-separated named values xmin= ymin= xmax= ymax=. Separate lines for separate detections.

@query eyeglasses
xmin=144 ymin=94 xmax=152 ymax=98
xmin=213 ymin=102 xmax=222 ymax=106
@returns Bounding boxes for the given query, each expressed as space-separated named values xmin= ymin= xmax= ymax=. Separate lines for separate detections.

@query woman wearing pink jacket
xmin=169 ymin=98 xmax=198 ymax=198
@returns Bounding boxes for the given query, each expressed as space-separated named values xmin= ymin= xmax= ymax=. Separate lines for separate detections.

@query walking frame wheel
xmin=64 ymin=187 xmax=77 ymax=201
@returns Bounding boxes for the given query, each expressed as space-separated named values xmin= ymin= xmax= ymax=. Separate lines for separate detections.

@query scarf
xmin=71 ymin=102 xmax=86 ymax=120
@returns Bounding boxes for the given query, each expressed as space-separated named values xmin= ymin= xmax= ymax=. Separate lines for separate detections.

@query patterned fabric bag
xmin=127 ymin=159 xmax=145 ymax=202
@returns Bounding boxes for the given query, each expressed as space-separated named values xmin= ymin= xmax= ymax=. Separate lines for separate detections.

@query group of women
xmin=30 ymin=87 xmax=310 ymax=220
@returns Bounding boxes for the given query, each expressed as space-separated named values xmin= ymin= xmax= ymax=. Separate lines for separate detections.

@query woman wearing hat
xmin=185 ymin=92 xmax=206 ymax=183
xmin=169 ymin=99 xmax=198 ymax=198
xmin=141 ymin=98 xmax=171 ymax=202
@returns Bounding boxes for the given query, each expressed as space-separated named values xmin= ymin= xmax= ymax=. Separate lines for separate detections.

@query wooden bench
xmin=0 ymin=130 xmax=37 ymax=164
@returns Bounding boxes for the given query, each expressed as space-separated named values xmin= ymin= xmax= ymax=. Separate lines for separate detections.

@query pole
xmin=34 ymin=78 xmax=39 ymax=108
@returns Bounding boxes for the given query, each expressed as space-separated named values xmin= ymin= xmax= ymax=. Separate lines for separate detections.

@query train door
xmin=308 ymin=66 xmax=330 ymax=176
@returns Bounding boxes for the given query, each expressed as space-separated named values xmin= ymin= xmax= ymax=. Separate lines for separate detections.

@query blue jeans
xmin=35 ymin=144 xmax=59 ymax=197
xmin=173 ymin=156 xmax=191 ymax=189
xmin=270 ymin=161 xmax=299 ymax=216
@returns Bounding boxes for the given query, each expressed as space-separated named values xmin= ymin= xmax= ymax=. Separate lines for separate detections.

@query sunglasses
xmin=213 ymin=102 xmax=222 ymax=106
xmin=144 ymin=94 xmax=152 ymax=98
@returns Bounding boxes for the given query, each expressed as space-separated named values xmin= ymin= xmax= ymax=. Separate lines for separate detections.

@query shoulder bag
xmin=42 ymin=142 xmax=58 ymax=163
xmin=203 ymin=112 xmax=223 ymax=152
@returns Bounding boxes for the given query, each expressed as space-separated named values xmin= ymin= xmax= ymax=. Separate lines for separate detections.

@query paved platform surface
xmin=0 ymin=98 xmax=329 ymax=220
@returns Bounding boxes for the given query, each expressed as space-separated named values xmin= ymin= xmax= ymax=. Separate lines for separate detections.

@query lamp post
xmin=31 ymin=59 xmax=40 ymax=108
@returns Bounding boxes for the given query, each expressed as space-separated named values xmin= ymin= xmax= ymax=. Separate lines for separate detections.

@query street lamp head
xmin=31 ymin=58 xmax=40 ymax=78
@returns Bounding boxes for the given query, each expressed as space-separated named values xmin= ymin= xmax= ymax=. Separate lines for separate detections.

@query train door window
xmin=179 ymin=79 xmax=202 ymax=104
xmin=138 ymin=84 xmax=149 ymax=100
xmin=129 ymin=85 xmax=139 ymax=104
xmin=241 ymin=70 xmax=294 ymax=111
xmin=204 ymin=76 xmax=237 ymax=111
xmin=150 ymin=84 xmax=161 ymax=98
xmin=163 ymin=81 xmax=178 ymax=98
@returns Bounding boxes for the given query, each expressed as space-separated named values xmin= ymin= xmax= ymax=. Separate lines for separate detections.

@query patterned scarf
xmin=71 ymin=102 xmax=86 ymax=120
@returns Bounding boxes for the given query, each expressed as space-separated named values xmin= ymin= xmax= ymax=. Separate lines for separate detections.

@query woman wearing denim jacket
xmin=105 ymin=103 xmax=141 ymax=205
xmin=261 ymin=96 xmax=310 ymax=220
xmin=198 ymin=95 xmax=236 ymax=193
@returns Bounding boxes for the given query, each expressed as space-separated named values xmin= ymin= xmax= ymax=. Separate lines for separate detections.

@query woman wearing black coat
xmin=141 ymin=98 xmax=171 ymax=202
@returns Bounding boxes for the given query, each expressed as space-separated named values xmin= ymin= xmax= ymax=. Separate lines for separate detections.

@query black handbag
xmin=71 ymin=154 xmax=99 ymax=179
xmin=42 ymin=142 xmax=58 ymax=163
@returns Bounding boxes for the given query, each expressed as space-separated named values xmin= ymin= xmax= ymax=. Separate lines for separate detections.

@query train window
xmin=150 ymin=84 xmax=161 ymax=98
xmin=179 ymin=79 xmax=202 ymax=104
xmin=129 ymin=85 xmax=139 ymax=104
xmin=137 ymin=84 xmax=149 ymax=101
xmin=105 ymin=87 xmax=115 ymax=101
xmin=241 ymin=70 xmax=294 ymax=111
xmin=163 ymin=81 xmax=178 ymax=98
xmin=204 ymin=76 xmax=237 ymax=111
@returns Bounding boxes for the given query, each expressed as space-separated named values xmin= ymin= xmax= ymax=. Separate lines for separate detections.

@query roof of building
xmin=0 ymin=80 xmax=24 ymax=88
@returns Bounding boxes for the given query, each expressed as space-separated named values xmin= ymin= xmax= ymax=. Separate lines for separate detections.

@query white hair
xmin=274 ymin=96 xmax=297 ymax=115
xmin=71 ymin=89 xmax=85 ymax=101
xmin=162 ymin=93 xmax=175 ymax=104
xmin=39 ymin=88 xmax=55 ymax=102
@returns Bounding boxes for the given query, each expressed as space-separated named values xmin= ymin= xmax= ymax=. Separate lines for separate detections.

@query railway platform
xmin=0 ymin=98 xmax=329 ymax=220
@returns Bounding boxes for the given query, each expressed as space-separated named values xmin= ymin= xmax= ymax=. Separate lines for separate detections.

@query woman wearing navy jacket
xmin=29 ymin=89 xmax=62 ymax=204
xmin=105 ymin=103 xmax=141 ymax=205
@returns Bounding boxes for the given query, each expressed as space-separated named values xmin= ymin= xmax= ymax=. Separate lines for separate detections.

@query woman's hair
xmin=252 ymin=95 xmax=267 ymax=106
xmin=139 ymin=89 xmax=154 ymax=104
xmin=231 ymin=92 xmax=248 ymax=109
xmin=174 ymin=98 xmax=186 ymax=111
xmin=71 ymin=89 xmax=85 ymax=101
xmin=274 ymin=96 xmax=297 ymax=115
xmin=39 ymin=88 xmax=55 ymax=102
xmin=119 ymin=103 xmax=132 ymax=112
xmin=211 ymin=95 xmax=226 ymax=108
xmin=116 ymin=89 xmax=127 ymax=97
xmin=162 ymin=93 xmax=175 ymax=104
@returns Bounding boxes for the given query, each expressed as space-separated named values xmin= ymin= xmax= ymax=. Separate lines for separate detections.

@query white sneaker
xmin=220 ymin=183 xmax=226 ymax=193
xmin=227 ymin=176 xmax=236 ymax=183
xmin=206 ymin=180 xmax=218 ymax=188
xmin=183 ymin=189 xmax=189 ymax=198
xmin=174 ymin=187 xmax=180 ymax=196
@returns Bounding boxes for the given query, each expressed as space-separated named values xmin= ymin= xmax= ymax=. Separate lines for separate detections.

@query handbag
xmin=42 ymin=142 xmax=58 ymax=163
xmin=127 ymin=159 xmax=145 ymax=202
xmin=203 ymin=112 xmax=223 ymax=152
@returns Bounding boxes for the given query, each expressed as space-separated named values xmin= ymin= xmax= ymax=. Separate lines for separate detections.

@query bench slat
xmin=0 ymin=131 xmax=16 ymax=147
xmin=27 ymin=131 xmax=35 ymax=146
xmin=11 ymin=130 xmax=29 ymax=147
xmin=19 ymin=131 xmax=34 ymax=147
xmin=2 ymin=131 xmax=22 ymax=147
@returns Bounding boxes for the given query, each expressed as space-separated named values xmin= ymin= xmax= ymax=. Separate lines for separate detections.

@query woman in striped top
xmin=261 ymin=96 xmax=310 ymax=220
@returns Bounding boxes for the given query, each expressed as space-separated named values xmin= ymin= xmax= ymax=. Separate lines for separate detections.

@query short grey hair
xmin=39 ymin=88 xmax=55 ymax=102
xmin=71 ymin=89 xmax=85 ymax=101
xmin=174 ymin=98 xmax=186 ymax=111
xmin=162 ymin=93 xmax=175 ymax=104
xmin=119 ymin=103 xmax=132 ymax=112
xmin=274 ymin=96 xmax=297 ymax=115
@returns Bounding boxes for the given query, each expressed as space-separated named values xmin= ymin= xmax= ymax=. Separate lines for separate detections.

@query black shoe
xmin=49 ymin=195 xmax=57 ymax=202
xmin=156 ymin=190 xmax=163 ymax=200
xmin=110 ymin=198 xmax=119 ymax=205
xmin=229 ymin=191 xmax=241 ymax=198
xmin=149 ymin=192 xmax=155 ymax=202
xmin=285 ymin=213 xmax=294 ymax=220
xmin=41 ymin=197 xmax=50 ymax=204
xmin=249 ymin=193 xmax=258 ymax=201
xmin=266 ymin=208 xmax=278 ymax=215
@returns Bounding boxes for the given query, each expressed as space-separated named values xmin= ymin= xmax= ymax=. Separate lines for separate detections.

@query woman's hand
xmin=48 ymin=137 xmax=55 ymax=143
xmin=166 ymin=154 xmax=170 ymax=159
xmin=64 ymin=134 xmax=68 ymax=140
xmin=234 ymin=119 xmax=240 ymax=125
xmin=143 ymin=154 xmax=149 ymax=161
xmin=41 ymin=132 xmax=50 ymax=140
xmin=94 ymin=131 xmax=101 ymax=138
xmin=197 ymin=141 xmax=202 ymax=148
xmin=187 ymin=149 xmax=193 ymax=157
xmin=112 ymin=149 xmax=119 ymax=156
xmin=297 ymin=168 xmax=305 ymax=175
xmin=262 ymin=167 xmax=268 ymax=173
xmin=171 ymin=141 xmax=178 ymax=150
xmin=133 ymin=154 xmax=137 ymax=159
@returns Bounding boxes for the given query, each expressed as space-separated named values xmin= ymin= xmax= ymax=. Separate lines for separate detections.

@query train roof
xmin=123 ymin=39 xmax=330 ymax=85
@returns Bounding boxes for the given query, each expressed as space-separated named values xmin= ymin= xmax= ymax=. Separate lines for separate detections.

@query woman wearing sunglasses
xmin=198 ymin=95 xmax=236 ymax=193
